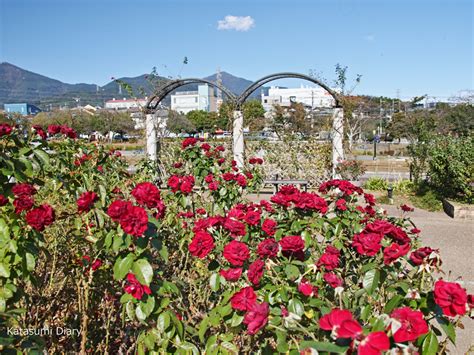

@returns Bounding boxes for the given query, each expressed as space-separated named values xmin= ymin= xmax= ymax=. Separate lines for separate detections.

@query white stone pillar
xmin=331 ymin=107 xmax=345 ymax=178
xmin=233 ymin=110 xmax=244 ymax=168
xmin=145 ymin=113 xmax=157 ymax=161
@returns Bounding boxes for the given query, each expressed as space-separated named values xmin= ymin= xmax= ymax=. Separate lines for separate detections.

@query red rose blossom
xmin=352 ymin=232 xmax=383 ymax=256
xmin=298 ymin=279 xmax=318 ymax=297
xmin=123 ymin=273 xmax=151 ymax=300
xmin=262 ymin=218 xmax=277 ymax=236
xmin=247 ymin=259 xmax=265 ymax=285
xmin=335 ymin=198 xmax=347 ymax=211
xmin=182 ymin=137 xmax=198 ymax=148
xmin=324 ymin=272 xmax=344 ymax=288
xmin=0 ymin=123 xmax=13 ymax=137
xmin=77 ymin=191 xmax=98 ymax=213
xmin=223 ymin=218 xmax=246 ymax=237
xmin=383 ymin=242 xmax=410 ymax=265
xmin=257 ymin=238 xmax=279 ymax=259
xmin=319 ymin=309 xmax=354 ymax=333
xmin=168 ymin=175 xmax=181 ymax=192
xmin=390 ymin=307 xmax=429 ymax=342
xmin=219 ymin=268 xmax=242 ymax=282
xmin=400 ymin=204 xmax=414 ymax=212
xmin=434 ymin=280 xmax=467 ymax=317
xmin=47 ymin=125 xmax=61 ymax=135
xmin=279 ymin=235 xmax=305 ymax=253
xmin=231 ymin=286 xmax=256 ymax=311
xmin=223 ymin=240 xmax=250 ymax=266
xmin=358 ymin=332 xmax=390 ymax=355
xmin=13 ymin=196 xmax=34 ymax=213
xmin=12 ymin=183 xmax=36 ymax=197
xmin=25 ymin=204 xmax=55 ymax=231
xmin=243 ymin=302 xmax=269 ymax=335
xmin=317 ymin=252 xmax=340 ymax=270
xmin=244 ymin=211 xmax=261 ymax=226
xmin=0 ymin=194 xmax=8 ymax=206
xmin=132 ymin=182 xmax=161 ymax=208
xmin=119 ymin=205 xmax=148 ymax=237
xmin=188 ymin=231 xmax=215 ymax=258
xmin=410 ymin=247 xmax=440 ymax=266
xmin=107 ymin=200 xmax=132 ymax=221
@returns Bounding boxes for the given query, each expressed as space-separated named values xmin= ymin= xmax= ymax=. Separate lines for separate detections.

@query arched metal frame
xmin=236 ymin=72 xmax=341 ymax=108
xmin=144 ymin=78 xmax=236 ymax=113
xmin=144 ymin=72 xmax=341 ymax=113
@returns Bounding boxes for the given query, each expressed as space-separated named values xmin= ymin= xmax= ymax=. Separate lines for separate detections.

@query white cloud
xmin=217 ymin=15 xmax=255 ymax=32
xmin=364 ymin=34 xmax=375 ymax=41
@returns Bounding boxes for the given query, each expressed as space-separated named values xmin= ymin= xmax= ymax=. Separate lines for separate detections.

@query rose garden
xmin=0 ymin=122 xmax=472 ymax=354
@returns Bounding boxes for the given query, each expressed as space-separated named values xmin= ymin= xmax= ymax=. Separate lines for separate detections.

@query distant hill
xmin=0 ymin=62 xmax=264 ymax=109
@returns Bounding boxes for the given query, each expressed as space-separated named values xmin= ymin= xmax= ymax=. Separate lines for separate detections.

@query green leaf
xmin=0 ymin=262 xmax=10 ymax=278
xmin=437 ymin=317 xmax=456 ymax=344
xmin=198 ymin=317 xmax=209 ymax=343
xmin=288 ymin=298 xmax=304 ymax=317
xmin=132 ymin=259 xmax=153 ymax=286
xmin=384 ymin=294 xmax=404 ymax=313
xmin=209 ymin=273 xmax=221 ymax=292
xmin=284 ymin=264 xmax=300 ymax=281
xmin=113 ymin=254 xmax=134 ymax=280
xmin=422 ymin=331 xmax=439 ymax=354
xmin=25 ymin=253 xmax=35 ymax=271
xmin=157 ymin=311 xmax=171 ymax=332
xmin=229 ymin=312 xmax=244 ymax=327
xmin=33 ymin=149 xmax=50 ymax=167
xmin=363 ymin=269 xmax=380 ymax=295
xmin=299 ymin=341 xmax=348 ymax=353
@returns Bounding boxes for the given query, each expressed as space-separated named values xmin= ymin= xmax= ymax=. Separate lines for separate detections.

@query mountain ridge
xmin=0 ymin=62 xmax=263 ymax=108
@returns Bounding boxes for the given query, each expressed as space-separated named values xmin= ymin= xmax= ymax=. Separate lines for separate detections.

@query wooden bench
xmin=263 ymin=179 xmax=309 ymax=193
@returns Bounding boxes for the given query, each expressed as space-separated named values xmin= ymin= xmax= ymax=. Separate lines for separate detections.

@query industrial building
xmin=4 ymin=103 xmax=42 ymax=116
xmin=261 ymin=86 xmax=336 ymax=111
xmin=171 ymin=84 xmax=217 ymax=114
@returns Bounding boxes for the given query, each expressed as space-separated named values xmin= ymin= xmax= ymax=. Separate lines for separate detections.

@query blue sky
xmin=0 ymin=0 xmax=472 ymax=99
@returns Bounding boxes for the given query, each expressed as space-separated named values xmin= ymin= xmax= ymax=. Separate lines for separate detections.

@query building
xmin=261 ymin=86 xmax=336 ymax=111
xmin=171 ymin=84 xmax=217 ymax=114
xmin=4 ymin=103 xmax=42 ymax=116
xmin=105 ymin=98 xmax=148 ymax=110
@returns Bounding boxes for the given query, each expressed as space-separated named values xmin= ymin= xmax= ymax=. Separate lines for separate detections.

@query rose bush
xmin=0 ymin=124 xmax=472 ymax=353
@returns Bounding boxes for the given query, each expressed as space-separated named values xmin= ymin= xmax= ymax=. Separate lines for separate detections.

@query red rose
xmin=324 ymin=272 xmax=343 ymax=288
xmin=358 ymin=332 xmax=390 ymax=355
xmin=249 ymin=157 xmax=257 ymax=164
xmin=32 ymin=125 xmax=47 ymax=139
xmin=434 ymin=280 xmax=467 ymax=317
xmin=77 ymin=191 xmax=98 ymax=213
xmin=13 ymin=196 xmax=34 ymax=213
xmin=217 ymin=158 xmax=225 ymax=165
xmin=204 ymin=174 xmax=214 ymax=183
xmin=216 ymin=145 xmax=225 ymax=152
xmin=231 ymin=286 xmax=256 ymax=311
xmin=201 ymin=143 xmax=211 ymax=151
xmin=244 ymin=211 xmax=261 ymax=226
xmin=154 ymin=200 xmax=166 ymax=219
xmin=243 ymin=302 xmax=269 ymax=335
xmin=262 ymin=218 xmax=277 ymax=236
xmin=387 ymin=225 xmax=411 ymax=245
xmin=223 ymin=240 xmax=250 ymax=266
xmin=335 ymin=198 xmax=347 ymax=211
xmin=364 ymin=193 xmax=376 ymax=206
xmin=223 ymin=218 xmax=246 ymax=237
xmin=173 ymin=162 xmax=183 ymax=168
xmin=257 ymin=238 xmax=279 ymax=259
xmin=12 ymin=183 xmax=36 ymax=197
xmin=25 ymin=204 xmax=55 ymax=231
xmin=123 ymin=273 xmax=151 ymax=300
xmin=47 ymin=125 xmax=61 ymax=135
xmin=119 ymin=205 xmax=148 ymax=237
xmin=0 ymin=123 xmax=13 ymax=137
xmin=132 ymin=182 xmax=161 ymax=208
xmin=247 ymin=259 xmax=264 ymax=285
xmin=400 ymin=204 xmax=414 ymax=212
xmin=390 ymin=307 xmax=429 ymax=342
xmin=352 ymin=232 xmax=383 ymax=256
xmin=60 ymin=125 xmax=77 ymax=138
xmin=219 ymin=268 xmax=242 ymax=282
xmin=222 ymin=172 xmax=235 ymax=181
xmin=208 ymin=181 xmax=219 ymax=191
xmin=298 ymin=279 xmax=318 ymax=297
xmin=107 ymin=200 xmax=132 ymax=221
xmin=182 ymin=137 xmax=197 ymax=148
xmin=337 ymin=319 xmax=363 ymax=339
xmin=383 ymin=242 xmax=410 ymax=265
xmin=180 ymin=176 xmax=195 ymax=194
xmin=91 ymin=259 xmax=102 ymax=271
xmin=410 ymin=247 xmax=441 ymax=266
xmin=168 ymin=175 xmax=181 ymax=192
xmin=411 ymin=227 xmax=421 ymax=234
xmin=317 ymin=252 xmax=340 ymax=270
xmin=0 ymin=194 xmax=8 ymax=206
xmin=188 ymin=231 xmax=215 ymax=258
xmin=279 ymin=235 xmax=305 ymax=253
xmin=319 ymin=309 xmax=354 ymax=332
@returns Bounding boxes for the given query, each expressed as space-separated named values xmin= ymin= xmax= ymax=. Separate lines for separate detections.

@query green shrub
xmin=393 ymin=179 xmax=415 ymax=194
xmin=363 ymin=177 xmax=388 ymax=191
xmin=427 ymin=135 xmax=473 ymax=203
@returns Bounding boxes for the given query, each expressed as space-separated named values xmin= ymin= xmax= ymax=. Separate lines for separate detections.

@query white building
xmin=261 ymin=86 xmax=336 ymax=111
xmin=171 ymin=84 xmax=217 ymax=114
xmin=105 ymin=98 xmax=148 ymax=110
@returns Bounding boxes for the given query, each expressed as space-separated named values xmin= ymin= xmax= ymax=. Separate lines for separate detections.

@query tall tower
xmin=216 ymin=67 xmax=223 ymax=110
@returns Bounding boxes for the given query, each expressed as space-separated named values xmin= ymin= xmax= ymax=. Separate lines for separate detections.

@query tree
xmin=186 ymin=110 xmax=213 ymax=132
xmin=242 ymin=100 xmax=266 ymax=131
xmin=269 ymin=102 xmax=312 ymax=138
xmin=167 ymin=110 xmax=196 ymax=134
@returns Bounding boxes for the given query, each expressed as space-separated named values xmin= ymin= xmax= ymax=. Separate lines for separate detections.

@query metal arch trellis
xmin=236 ymin=72 xmax=342 ymax=108
xmin=144 ymin=78 xmax=237 ymax=113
